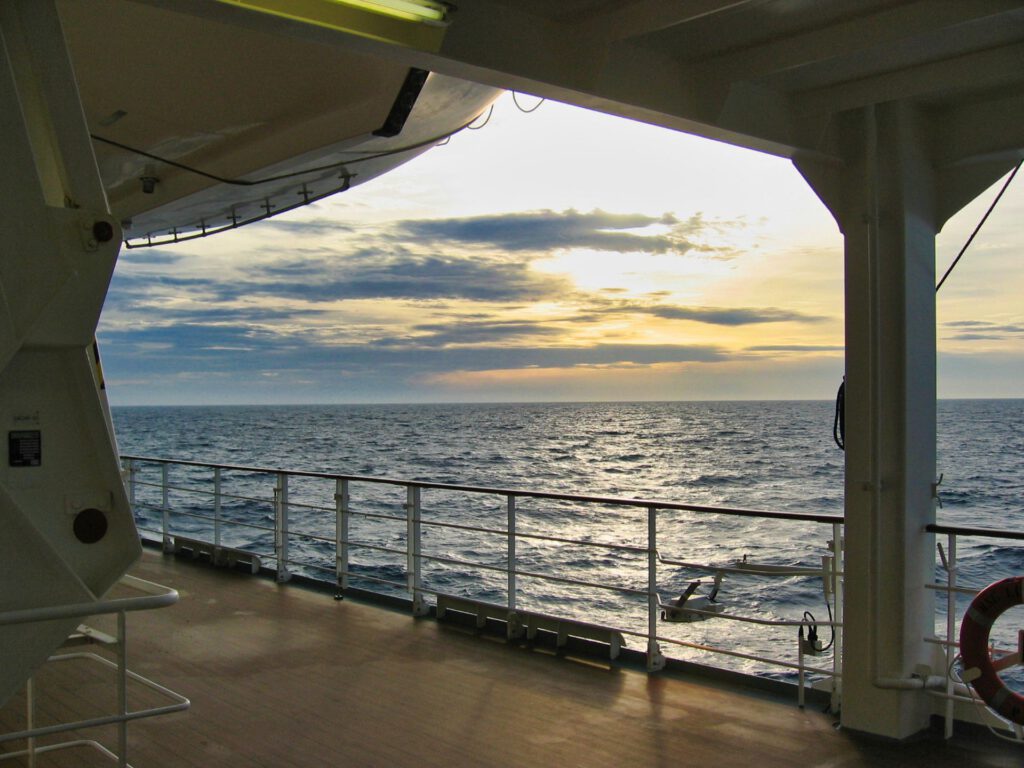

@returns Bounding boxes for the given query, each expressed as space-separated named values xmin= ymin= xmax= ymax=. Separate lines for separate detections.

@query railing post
xmin=335 ymin=479 xmax=349 ymax=596
xmin=506 ymin=494 xmax=524 ymax=640
xmin=406 ymin=485 xmax=427 ymax=616
xmin=125 ymin=459 xmax=137 ymax=508
xmin=943 ymin=532 xmax=957 ymax=739
xmin=25 ymin=677 xmax=34 ymax=767
xmin=274 ymin=473 xmax=290 ymax=583
xmin=646 ymin=505 xmax=665 ymax=672
xmin=507 ymin=494 xmax=517 ymax=613
xmin=160 ymin=463 xmax=172 ymax=553
xmin=117 ymin=611 xmax=128 ymax=767
xmin=831 ymin=522 xmax=843 ymax=714
xmin=213 ymin=467 xmax=222 ymax=553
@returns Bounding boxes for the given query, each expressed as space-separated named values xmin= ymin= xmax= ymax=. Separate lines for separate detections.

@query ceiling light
xmin=331 ymin=0 xmax=448 ymax=25
xmin=214 ymin=0 xmax=451 ymax=50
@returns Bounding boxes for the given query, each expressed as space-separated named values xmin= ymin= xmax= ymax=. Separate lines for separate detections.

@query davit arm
xmin=0 ymin=0 xmax=140 ymax=706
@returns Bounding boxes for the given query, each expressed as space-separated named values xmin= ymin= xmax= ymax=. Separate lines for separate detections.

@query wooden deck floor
xmin=1 ymin=550 xmax=1019 ymax=767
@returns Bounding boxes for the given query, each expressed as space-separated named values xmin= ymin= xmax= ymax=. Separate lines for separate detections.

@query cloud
xmin=746 ymin=345 xmax=844 ymax=352
xmin=583 ymin=298 xmax=828 ymax=326
xmin=241 ymin=256 xmax=570 ymax=302
xmin=99 ymin=314 xmax=729 ymax=376
xmin=645 ymin=305 xmax=826 ymax=325
xmin=109 ymin=252 xmax=571 ymax=305
xmin=385 ymin=319 xmax=563 ymax=347
xmin=941 ymin=319 xmax=1024 ymax=341
xmin=397 ymin=209 xmax=696 ymax=254
xmin=255 ymin=218 xmax=355 ymax=236
xmin=118 ymin=248 xmax=186 ymax=265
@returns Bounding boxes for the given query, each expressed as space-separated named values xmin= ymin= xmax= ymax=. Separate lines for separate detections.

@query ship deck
xmin=1 ymin=549 xmax=1019 ymax=767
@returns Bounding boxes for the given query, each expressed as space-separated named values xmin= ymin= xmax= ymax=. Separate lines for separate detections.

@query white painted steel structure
xmin=1 ymin=0 xmax=1023 ymax=744
xmin=0 ymin=576 xmax=190 ymax=766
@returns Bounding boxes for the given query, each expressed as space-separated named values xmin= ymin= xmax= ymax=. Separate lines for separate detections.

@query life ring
xmin=959 ymin=576 xmax=1024 ymax=725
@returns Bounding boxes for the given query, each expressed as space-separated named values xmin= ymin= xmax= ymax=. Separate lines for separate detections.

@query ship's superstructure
xmin=1 ymin=0 xmax=1023 ymax=746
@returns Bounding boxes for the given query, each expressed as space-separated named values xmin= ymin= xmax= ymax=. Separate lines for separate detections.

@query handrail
xmin=120 ymin=454 xmax=843 ymax=524
xmin=926 ymin=522 xmax=1024 ymax=541
xmin=0 ymin=575 xmax=178 ymax=627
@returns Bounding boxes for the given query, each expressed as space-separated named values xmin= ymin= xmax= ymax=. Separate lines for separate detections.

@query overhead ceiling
xmin=102 ymin=0 xmax=1024 ymax=230
xmin=147 ymin=0 xmax=1022 ymax=165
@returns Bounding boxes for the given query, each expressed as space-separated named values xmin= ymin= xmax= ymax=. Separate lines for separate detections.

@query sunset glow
xmin=98 ymin=95 xmax=1023 ymax=404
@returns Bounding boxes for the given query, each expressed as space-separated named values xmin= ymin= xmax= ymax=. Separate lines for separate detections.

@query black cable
xmin=90 ymin=111 xmax=489 ymax=189
xmin=936 ymin=159 xmax=1021 ymax=292
xmin=512 ymin=91 xmax=545 ymax=113
xmin=821 ymin=600 xmax=835 ymax=652
xmin=832 ymin=379 xmax=845 ymax=451
xmin=466 ymin=104 xmax=493 ymax=130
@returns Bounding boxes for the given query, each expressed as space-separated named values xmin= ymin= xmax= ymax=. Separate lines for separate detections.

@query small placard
xmin=9 ymin=430 xmax=41 ymax=467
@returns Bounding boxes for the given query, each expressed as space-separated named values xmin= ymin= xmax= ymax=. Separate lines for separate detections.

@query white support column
xmin=837 ymin=102 xmax=939 ymax=738
xmin=795 ymin=102 xmax=1018 ymax=738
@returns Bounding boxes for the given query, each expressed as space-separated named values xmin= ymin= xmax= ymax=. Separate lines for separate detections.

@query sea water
xmin=112 ymin=399 xmax=1023 ymax=679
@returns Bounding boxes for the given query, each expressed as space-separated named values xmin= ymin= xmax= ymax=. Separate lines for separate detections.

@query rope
xmin=936 ymin=160 xmax=1022 ymax=292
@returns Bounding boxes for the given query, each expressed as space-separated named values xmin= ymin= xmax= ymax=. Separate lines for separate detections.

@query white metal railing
xmin=116 ymin=456 xmax=1024 ymax=735
xmin=926 ymin=522 xmax=1024 ymax=741
xmin=121 ymin=454 xmax=844 ymax=704
xmin=0 ymin=575 xmax=191 ymax=766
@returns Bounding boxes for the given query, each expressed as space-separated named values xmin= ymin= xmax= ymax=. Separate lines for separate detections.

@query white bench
xmin=521 ymin=611 xmax=625 ymax=660
xmin=435 ymin=594 xmax=625 ymax=658
xmin=435 ymin=594 xmax=523 ymax=639
xmin=173 ymin=536 xmax=262 ymax=575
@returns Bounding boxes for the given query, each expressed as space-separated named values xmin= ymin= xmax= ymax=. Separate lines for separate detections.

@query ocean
xmin=112 ymin=399 xmax=1023 ymax=679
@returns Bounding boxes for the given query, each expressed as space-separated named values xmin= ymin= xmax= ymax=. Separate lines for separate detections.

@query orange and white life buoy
xmin=959 ymin=576 xmax=1024 ymax=725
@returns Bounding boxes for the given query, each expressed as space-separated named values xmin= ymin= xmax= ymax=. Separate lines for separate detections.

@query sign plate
xmin=9 ymin=430 xmax=41 ymax=467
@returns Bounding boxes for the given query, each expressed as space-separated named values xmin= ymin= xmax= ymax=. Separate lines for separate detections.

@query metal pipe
xmin=213 ymin=466 xmax=222 ymax=551
xmin=160 ymin=462 xmax=171 ymax=552
xmin=646 ymin=505 xmax=664 ymax=671
xmin=507 ymin=494 xmax=517 ymax=613
xmin=336 ymin=479 xmax=349 ymax=593
xmin=274 ymin=473 xmax=290 ymax=583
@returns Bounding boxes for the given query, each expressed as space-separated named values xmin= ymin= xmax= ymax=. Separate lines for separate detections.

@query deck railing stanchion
xmin=943 ymin=532 xmax=957 ymax=739
xmin=831 ymin=522 xmax=843 ymax=713
xmin=213 ymin=467 xmax=222 ymax=553
xmin=125 ymin=459 xmax=137 ymax=508
xmin=798 ymin=632 xmax=806 ymax=708
xmin=274 ymin=473 xmax=291 ymax=583
xmin=160 ymin=463 xmax=172 ymax=553
xmin=507 ymin=494 xmax=517 ymax=614
xmin=336 ymin=479 xmax=349 ymax=594
xmin=25 ymin=678 xmax=34 ymax=768
xmin=407 ymin=485 xmax=427 ymax=615
xmin=646 ymin=505 xmax=665 ymax=671
xmin=117 ymin=611 xmax=128 ymax=767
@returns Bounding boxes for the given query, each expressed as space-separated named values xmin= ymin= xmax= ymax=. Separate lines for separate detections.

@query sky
xmin=98 ymin=94 xmax=1024 ymax=405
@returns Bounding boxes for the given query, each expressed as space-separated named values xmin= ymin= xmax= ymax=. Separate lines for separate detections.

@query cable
xmin=949 ymin=654 xmax=1024 ymax=745
xmin=466 ymin=104 xmax=493 ymax=130
xmin=90 ymin=110 xmax=490 ymax=189
xmin=512 ymin=91 xmax=545 ymax=113
xmin=936 ymin=160 xmax=1021 ymax=292
xmin=832 ymin=379 xmax=845 ymax=451
xmin=820 ymin=601 xmax=835 ymax=652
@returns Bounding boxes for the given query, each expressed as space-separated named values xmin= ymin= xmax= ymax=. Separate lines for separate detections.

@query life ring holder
xmin=959 ymin=576 xmax=1024 ymax=725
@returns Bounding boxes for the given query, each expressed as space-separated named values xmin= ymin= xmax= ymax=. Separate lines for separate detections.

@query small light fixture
xmin=331 ymin=0 xmax=448 ymax=25
xmin=215 ymin=0 xmax=451 ymax=51
xmin=140 ymin=176 xmax=158 ymax=194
